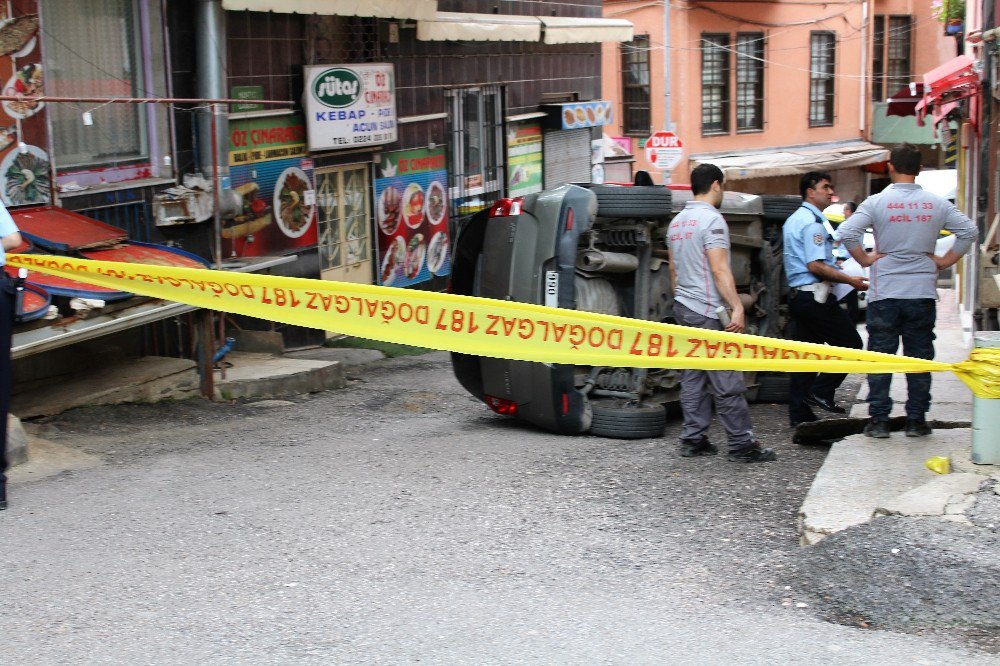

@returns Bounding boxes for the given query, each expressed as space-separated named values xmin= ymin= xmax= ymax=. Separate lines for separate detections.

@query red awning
xmin=916 ymin=55 xmax=980 ymax=127
xmin=885 ymin=82 xmax=926 ymax=117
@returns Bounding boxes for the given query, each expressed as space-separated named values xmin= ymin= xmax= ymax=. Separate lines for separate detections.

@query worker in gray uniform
xmin=666 ymin=163 xmax=776 ymax=463
xmin=838 ymin=142 xmax=978 ymax=438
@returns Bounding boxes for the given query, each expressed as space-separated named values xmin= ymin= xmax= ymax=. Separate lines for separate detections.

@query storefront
xmin=541 ymin=101 xmax=614 ymax=188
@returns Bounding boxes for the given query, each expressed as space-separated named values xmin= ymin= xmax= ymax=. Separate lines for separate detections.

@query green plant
xmin=931 ymin=0 xmax=965 ymax=23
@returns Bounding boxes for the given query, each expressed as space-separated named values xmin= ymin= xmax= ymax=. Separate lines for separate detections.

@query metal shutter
xmin=543 ymin=129 xmax=592 ymax=189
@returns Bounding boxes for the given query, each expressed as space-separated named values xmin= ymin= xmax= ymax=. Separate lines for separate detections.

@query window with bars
xmin=445 ymin=86 xmax=505 ymax=220
xmin=872 ymin=15 xmax=912 ymax=102
xmin=41 ymin=0 xmax=149 ymax=168
xmin=735 ymin=33 xmax=765 ymax=132
xmin=620 ymin=35 xmax=651 ymax=136
xmin=701 ymin=34 xmax=730 ymax=135
xmin=809 ymin=31 xmax=836 ymax=127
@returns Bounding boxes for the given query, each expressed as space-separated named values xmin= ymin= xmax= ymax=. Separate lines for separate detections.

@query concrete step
xmin=798 ymin=429 xmax=973 ymax=545
xmin=11 ymin=356 xmax=200 ymax=419
xmin=213 ymin=351 xmax=345 ymax=401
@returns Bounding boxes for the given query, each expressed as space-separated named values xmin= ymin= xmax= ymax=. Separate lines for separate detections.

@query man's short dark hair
xmin=890 ymin=142 xmax=922 ymax=176
xmin=691 ymin=163 xmax=724 ymax=196
xmin=799 ymin=171 xmax=832 ymax=199
xmin=843 ymin=201 xmax=857 ymax=215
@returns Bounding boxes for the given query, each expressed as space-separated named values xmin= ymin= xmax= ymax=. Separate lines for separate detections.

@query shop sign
xmin=374 ymin=147 xmax=450 ymax=288
xmin=506 ymin=123 xmax=543 ymax=197
xmin=304 ymin=63 xmax=397 ymax=151
xmin=226 ymin=113 xmax=317 ymax=257
xmin=553 ymin=101 xmax=613 ymax=130
xmin=230 ymin=85 xmax=264 ymax=113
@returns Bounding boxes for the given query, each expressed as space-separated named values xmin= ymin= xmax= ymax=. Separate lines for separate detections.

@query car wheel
xmin=589 ymin=400 xmax=667 ymax=439
xmin=743 ymin=371 xmax=760 ymax=404
xmin=590 ymin=185 xmax=672 ymax=219
xmin=754 ymin=373 xmax=791 ymax=403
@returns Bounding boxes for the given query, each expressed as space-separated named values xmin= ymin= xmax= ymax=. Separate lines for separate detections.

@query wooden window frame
xmin=620 ymin=35 xmax=651 ymax=137
xmin=808 ymin=31 xmax=836 ymax=127
xmin=735 ymin=32 xmax=765 ymax=133
xmin=701 ymin=33 xmax=731 ymax=136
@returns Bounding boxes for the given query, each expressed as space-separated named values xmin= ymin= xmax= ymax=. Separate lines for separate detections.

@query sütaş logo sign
xmin=313 ymin=68 xmax=362 ymax=108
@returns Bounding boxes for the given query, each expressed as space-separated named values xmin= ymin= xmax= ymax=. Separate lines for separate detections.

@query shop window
xmin=316 ymin=164 xmax=372 ymax=282
xmin=872 ymin=15 xmax=913 ymax=102
xmin=809 ymin=31 xmax=836 ymax=127
xmin=620 ymin=35 xmax=651 ymax=137
xmin=735 ymin=33 xmax=764 ymax=132
xmin=41 ymin=0 xmax=168 ymax=176
xmin=445 ymin=86 xmax=505 ymax=219
xmin=701 ymin=34 xmax=730 ymax=136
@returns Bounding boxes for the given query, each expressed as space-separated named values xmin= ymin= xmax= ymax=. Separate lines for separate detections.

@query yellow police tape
xmin=8 ymin=253 xmax=1000 ymax=398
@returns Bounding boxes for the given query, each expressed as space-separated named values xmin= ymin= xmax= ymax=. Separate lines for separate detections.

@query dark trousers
xmin=866 ymin=298 xmax=936 ymax=420
xmin=787 ymin=290 xmax=863 ymax=419
xmin=0 ymin=273 xmax=13 ymax=489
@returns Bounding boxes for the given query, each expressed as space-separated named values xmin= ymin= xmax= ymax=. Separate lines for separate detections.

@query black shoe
xmin=790 ymin=409 xmax=819 ymax=428
xmin=0 ymin=482 xmax=6 ymax=510
xmin=863 ymin=419 xmax=891 ymax=439
xmin=680 ymin=436 xmax=719 ymax=457
xmin=905 ymin=418 xmax=932 ymax=437
xmin=728 ymin=442 xmax=777 ymax=463
xmin=804 ymin=393 xmax=847 ymax=414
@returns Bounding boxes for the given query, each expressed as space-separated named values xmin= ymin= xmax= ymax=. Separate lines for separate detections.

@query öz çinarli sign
xmin=304 ymin=63 xmax=397 ymax=151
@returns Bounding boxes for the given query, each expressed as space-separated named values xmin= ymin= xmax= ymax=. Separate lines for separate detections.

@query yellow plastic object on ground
xmin=8 ymin=253 xmax=1000 ymax=398
xmin=925 ymin=456 xmax=951 ymax=475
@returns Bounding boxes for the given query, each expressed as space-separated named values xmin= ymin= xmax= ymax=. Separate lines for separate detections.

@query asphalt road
xmin=1 ymin=352 xmax=992 ymax=664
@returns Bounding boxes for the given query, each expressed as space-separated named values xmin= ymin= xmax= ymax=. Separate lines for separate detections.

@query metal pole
xmin=662 ymin=0 xmax=672 ymax=185
xmin=210 ymin=102 xmax=226 ymax=382
xmin=971 ymin=331 xmax=1000 ymax=465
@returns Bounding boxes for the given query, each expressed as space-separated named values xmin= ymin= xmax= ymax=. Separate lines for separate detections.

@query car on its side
xmin=450 ymin=176 xmax=790 ymax=439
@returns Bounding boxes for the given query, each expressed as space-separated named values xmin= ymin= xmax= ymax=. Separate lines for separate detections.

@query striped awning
xmin=222 ymin=0 xmax=437 ymax=21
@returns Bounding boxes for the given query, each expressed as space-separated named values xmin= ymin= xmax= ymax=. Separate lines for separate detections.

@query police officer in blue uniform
xmin=783 ymin=172 xmax=867 ymax=428
xmin=0 ymin=200 xmax=22 ymax=510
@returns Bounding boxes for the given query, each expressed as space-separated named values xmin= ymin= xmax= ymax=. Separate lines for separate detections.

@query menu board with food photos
xmin=507 ymin=123 xmax=543 ymax=198
xmin=0 ymin=6 xmax=50 ymax=208
xmin=374 ymin=147 xmax=450 ymax=288
xmin=226 ymin=113 xmax=318 ymax=257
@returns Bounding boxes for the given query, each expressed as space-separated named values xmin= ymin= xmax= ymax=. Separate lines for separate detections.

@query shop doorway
xmin=316 ymin=164 xmax=373 ymax=285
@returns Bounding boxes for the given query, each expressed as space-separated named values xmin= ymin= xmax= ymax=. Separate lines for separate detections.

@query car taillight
xmin=564 ymin=207 xmax=574 ymax=231
xmin=489 ymin=198 xmax=523 ymax=217
xmin=484 ymin=395 xmax=518 ymax=416
xmin=561 ymin=392 xmax=569 ymax=415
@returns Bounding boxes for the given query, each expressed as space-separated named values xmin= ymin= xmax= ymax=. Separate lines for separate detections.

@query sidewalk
xmin=798 ymin=289 xmax=999 ymax=545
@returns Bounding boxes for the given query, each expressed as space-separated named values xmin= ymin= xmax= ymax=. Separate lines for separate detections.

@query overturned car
xmin=450 ymin=179 xmax=794 ymax=439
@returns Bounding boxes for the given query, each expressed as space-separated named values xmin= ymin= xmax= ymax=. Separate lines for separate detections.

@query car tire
xmin=589 ymin=400 xmax=667 ymax=439
xmin=754 ymin=373 xmax=791 ymax=403
xmin=591 ymin=185 xmax=672 ymax=219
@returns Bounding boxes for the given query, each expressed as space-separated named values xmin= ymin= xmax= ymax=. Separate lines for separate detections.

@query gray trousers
xmin=672 ymin=303 xmax=754 ymax=451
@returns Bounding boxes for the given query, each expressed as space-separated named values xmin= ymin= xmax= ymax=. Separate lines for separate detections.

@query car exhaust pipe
xmin=576 ymin=250 xmax=639 ymax=273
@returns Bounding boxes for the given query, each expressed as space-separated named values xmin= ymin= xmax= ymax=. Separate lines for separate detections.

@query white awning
xmin=416 ymin=12 xmax=542 ymax=42
xmin=222 ymin=0 xmax=437 ymax=21
xmin=539 ymin=16 xmax=633 ymax=44
xmin=689 ymin=141 xmax=889 ymax=181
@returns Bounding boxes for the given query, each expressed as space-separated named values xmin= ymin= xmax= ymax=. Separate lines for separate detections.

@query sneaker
xmin=727 ymin=442 xmax=777 ymax=463
xmin=680 ymin=436 xmax=719 ymax=457
xmin=905 ymin=419 xmax=932 ymax=437
xmin=804 ymin=393 xmax=847 ymax=414
xmin=863 ymin=419 xmax=891 ymax=439
xmin=790 ymin=408 xmax=819 ymax=428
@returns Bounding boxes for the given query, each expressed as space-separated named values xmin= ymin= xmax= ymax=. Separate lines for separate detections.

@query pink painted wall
xmin=602 ymin=0 xmax=954 ymax=185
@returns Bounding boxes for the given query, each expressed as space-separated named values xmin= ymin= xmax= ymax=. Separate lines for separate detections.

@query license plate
xmin=544 ymin=270 xmax=559 ymax=308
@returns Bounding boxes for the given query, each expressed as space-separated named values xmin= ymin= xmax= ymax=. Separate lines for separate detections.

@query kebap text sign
xmin=304 ymin=64 xmax=397 ymax=151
